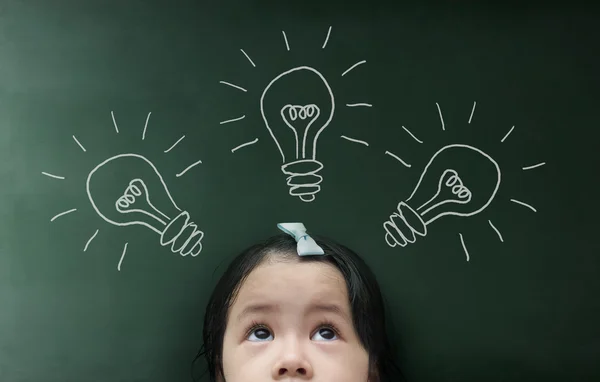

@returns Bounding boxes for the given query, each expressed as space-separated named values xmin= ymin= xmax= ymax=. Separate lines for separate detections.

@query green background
xmin=1 ymin=1 xmax=598 ymax=381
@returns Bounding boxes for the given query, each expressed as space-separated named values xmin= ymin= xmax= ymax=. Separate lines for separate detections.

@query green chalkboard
xmin=1 ymin=1 xmax=599 ymax=381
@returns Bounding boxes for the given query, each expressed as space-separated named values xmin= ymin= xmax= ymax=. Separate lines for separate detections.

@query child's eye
xmin=246 ymin=321 xmax=340 ymax=342
xmin=247 ymin=326 xmax=273 ymax=342
xmin=311 ymin=327 xmax=338 ymax=341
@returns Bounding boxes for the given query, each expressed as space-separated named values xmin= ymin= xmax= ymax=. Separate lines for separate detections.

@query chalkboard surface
xmin=1 ymin=1 xmax=599 ymax=381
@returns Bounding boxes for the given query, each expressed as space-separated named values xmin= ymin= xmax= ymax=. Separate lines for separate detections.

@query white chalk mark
xmin=282 ymin=31 xmax=290 ymax=51
xmin=322 ymin=26 xmax=332 ymax=49
xmin=117 ymin=242 xmax=128 ymax=271
xmin=522 ymin=162 xmax=546 ymax=171
xmin=346 ymin=103 xmax=372 ymax=107
xmin=72 ymin=135 xmax=86 ymax=152
xmin=176 ymin=159 xmax=202 ymax=177
xmin=141 ymin=112 xmax=152 ymax=140
xmin=341 ymin=60 xmax=366 ymax=77
xmin=459 ymin=233 xmax=470 ymax=262
xmin=341 ymin=135 xmax=369 ymax=146
xmin=42 ymin=172 xmax=65 ymax=180
xmin=468 ymin=101 xmax=476 ymax=124
xmin=488 ymin=220 xmax=504 ymax=243
xmin=401 ymin=126 xmax=423 ymax=144
xmin=231 ymin=138 xmax=258 ymax=153
xmin=164 ymin=135 xmax=185 ymax=153
xmin=50 ymin=208 xmax=77 ymax=222
xmin=385 ymin=150 xmax=411 ymax=168
xmin=501 ymin=125 xmax=515 ymax=143
xmin=220 ymin=115 xmax=246 ymax=125
xmin=83 ymin=229 xmax=99 ymax=252
xmin=510 ymin=198 xmax=537 ymax=212
xmin=240 ymin=49 xmax=256 ymax=67
xmin=111 ymin=111 xmax=119 ymax=133
xmin=219 ymin=81 xmax=248 ymax=92
xmin=436 ymin=103 xmax=445 ymax=131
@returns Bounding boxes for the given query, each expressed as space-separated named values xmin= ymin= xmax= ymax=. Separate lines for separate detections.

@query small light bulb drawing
xmin=260 ymin=66 xmax=335 ymax=202
xmin=383 ymin=144 xmax=501 ymax=248
xmin=86 ymin=153 xmax=204 ymax=257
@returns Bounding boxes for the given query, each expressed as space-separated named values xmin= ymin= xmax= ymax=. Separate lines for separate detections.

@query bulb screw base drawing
xmin=281 ymin=159 xmax=324 ymax=203
xmin=383 ymin=201 xmax=428 ymax=248
xmin=160 ymin=211 xmax=204 ymax=257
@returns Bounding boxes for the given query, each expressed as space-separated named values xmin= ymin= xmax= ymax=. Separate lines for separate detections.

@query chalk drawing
xmin=341 ymin=135 xmax=369 ymax=146
xmin=322 ymin=26 xmax=332 ymax=49
xmin=341 ymin=60 xmax=366 ymax=77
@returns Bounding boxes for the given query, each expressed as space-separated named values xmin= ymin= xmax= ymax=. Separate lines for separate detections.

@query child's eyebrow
xmin=236 ymin=302 xmax=351 ymax=324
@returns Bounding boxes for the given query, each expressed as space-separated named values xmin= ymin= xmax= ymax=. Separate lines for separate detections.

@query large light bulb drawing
xmin=86 ymin=153 xmax=204 ymax=257
xmin=383 ymin=144 xmax=501 ymax=247
xmin=260 ymin=66 xmax=335 ymax=202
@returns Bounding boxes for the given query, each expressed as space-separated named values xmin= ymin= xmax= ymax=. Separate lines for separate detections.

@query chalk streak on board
xmin=51 ymin=208 xmax=77 ymax=222
xmin=341 ymin=60 xmax=366 ymax=77
xmin=164 ymin=135 xmax=185 ymax=153
xmin=385 ymin=150 xmax=411 ymax=168
xmin=110 ymin=111 xmax=119 ymax=133
xmin=231 ymin=138 xmax=258 ymax=153
xmin=341 ymin=135 xmax=369 ymax=146
xmin=459 ymin=233 xmax=470 ymax=262
xmin=220 ymin=115 xmax=245 ymax=125
xmin=468 ymin=101 xmax=476 ymax=124
xmin=346 ymin=103 xmax=372 ymax=107
xmin=219 ymin=81 xmax=248 ymax=92
xmin=488 ymin=220 xmax=504 ymax=242
xmin=510 ymin=198 xmax=537 ymax=212
xmin=522 ymin=162 xmax=546 ymax=171
xmin=501 ymin=125 xmax=515 ymax=143
xmin=84 ymin=229 xmax=99 ymax=252
xmin=240 ymin=49 xmax=256 ymax=67
xmin=436 ymin=103 xmax=445 ymax=131
xmin=282 ymin=31 xmax=290 ymax=51
xmin=117 ymin=242 xmax=128 ymax=271
xmin=322 ymin=26 xmax=332 ymax=49
xmin=141 ymin=112 xmax=152 ymax=141
xmin=72 ymin=135 xmax=86 ymax=152
xmin=42 ymin=172 xmax=65 ymax=180
xmin=401 ymin=126 xmax=423 ymax=144
xmin=176 ymin=159 xmax=202 ymax=177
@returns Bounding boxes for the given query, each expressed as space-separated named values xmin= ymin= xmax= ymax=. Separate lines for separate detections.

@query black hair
xmin=192 ymin=233 xmax=405 ymax=382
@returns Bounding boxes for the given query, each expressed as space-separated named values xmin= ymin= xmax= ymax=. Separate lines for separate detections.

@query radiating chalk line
xmin=322 ymin=26 xmax=332 ymax=49
xmin=385 ymin=150 xmax=411 ymax=168
xmin=231 ymin=138 xmax=258 ymax=153
xmin=436 ymin=102 xmax=445 ymax=131
xmin=141 ymin=112 xmax=152 ymax=140
xmin=468 ymin=101 xmax=476 ymax=124
xmin=164 ymin=135 xmax=185 ymax=153
xmin=219 ymin=81 xmax=247 ymax=92
xmin=42 ymin=172 xmax=65 ymax=180
xmin=117 ymin=242 xmax=128 ymax=271
xmin=176 ymin=159 xmax=202 ymax=177
xmin=341 ymin=135 xmax=369 ymax=146
xmin=240 ymin=49 xmax=256 ymax=67
xmin=111 ymin=111 xmax=119 ymax=133
xmin=501 ymin=125 xmax=515 ymax=143
xmin=50 ymin=208 xmax=77 ymax=222
xmin=282 ymin=31 xmax=290 ymax=51
xmin=522 ymin=162 xmax=546 ymax=171
xmin=72 ymin=135 xmax=86 ymax=152
xmin=84 ymin=229 xmax=99 ymax=252
xmin=401 ymin=126 xmax=423 ymax=144
xmin=459 ymin=233 xmax=470 ymax=261
xmin=346 ymin=103 xmax=372 ymax=107
xmin=510 ymin=198 xmax=537 ymax=212
xmin=220 ymin=115 xmax=246 ymax=125
xmin=341 ymin=60 xmax=366 ymax=76
xmin=488 ymin=220 xmax=504 ymax=242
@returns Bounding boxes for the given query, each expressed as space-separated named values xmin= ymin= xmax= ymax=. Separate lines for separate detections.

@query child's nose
xmin=271 ymin=349 xmax=314 ymax=379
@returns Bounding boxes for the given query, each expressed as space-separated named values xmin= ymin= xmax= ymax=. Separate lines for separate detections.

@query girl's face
xmin=220 ymin=257 xmax=371 ymax=381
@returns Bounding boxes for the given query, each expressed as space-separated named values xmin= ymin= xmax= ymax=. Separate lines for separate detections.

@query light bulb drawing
xmin=220 ymin=26 xmax=372 ymax=202
xmin=261 ymin=66 xmax=334 ymax=202
xmin=382 ymin=101 xmax=545 ymax=261
xmin=86 ymin=153 xmax=204 ymax=257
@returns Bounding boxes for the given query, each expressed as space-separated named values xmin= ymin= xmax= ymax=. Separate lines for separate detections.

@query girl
xmin=194 ymin=223 xmax=404 ymax=382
